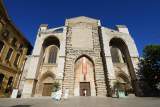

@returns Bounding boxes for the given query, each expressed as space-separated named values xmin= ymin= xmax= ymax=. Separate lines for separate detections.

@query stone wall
xmin=101 ymin=26 xmax=139 ymax=95
xmin=62 ymin=19 xmax=107 ymax=96
xmin=21 ymin=16 xmax=140 ymax=97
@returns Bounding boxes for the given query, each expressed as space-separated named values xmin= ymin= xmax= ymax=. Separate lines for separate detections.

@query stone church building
xmin=21 ymin=16 xmax=139 ymax=98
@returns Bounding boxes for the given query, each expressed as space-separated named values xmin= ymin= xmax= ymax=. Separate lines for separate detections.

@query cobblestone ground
xmin=0 ymin=97 xmax=160 ymax=107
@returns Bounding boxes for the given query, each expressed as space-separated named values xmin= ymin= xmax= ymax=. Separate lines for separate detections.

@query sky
xmin=3 ymin=0 xmax=160 ymax=56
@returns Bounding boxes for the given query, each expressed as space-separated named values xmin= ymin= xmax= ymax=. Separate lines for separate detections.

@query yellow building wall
xmin=0 ymin=1 xmax=32 ymax=97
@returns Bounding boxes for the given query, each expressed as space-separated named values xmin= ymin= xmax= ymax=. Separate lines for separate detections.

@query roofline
xmin=0 ymin=0 xmax=32 ymax=48
xmin=0 ymin=0 xmax=9 ymax=18
xmin=66 ymin=16 xmax=99 ymax=21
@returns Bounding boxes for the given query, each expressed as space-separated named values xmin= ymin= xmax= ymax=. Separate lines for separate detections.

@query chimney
xmin=39 ymin=24 xmax=48 ymax=31
xmin=116 ymin=25 xmax=130 ymax=34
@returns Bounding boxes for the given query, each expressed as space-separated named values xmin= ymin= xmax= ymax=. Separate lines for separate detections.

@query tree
xmin=138 ymin=45 xmax=160 ymax=95
xmin=52 ymin=82 xmax=60 ymax=92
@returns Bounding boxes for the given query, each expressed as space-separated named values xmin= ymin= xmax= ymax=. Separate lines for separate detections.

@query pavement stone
xmin=0 ymin=97 xmax=160 ymax=107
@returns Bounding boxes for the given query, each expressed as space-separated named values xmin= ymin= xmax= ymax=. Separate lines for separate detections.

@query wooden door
xmin=42 ymin=83 xmax=53 ymax=96
xmin=80 ymin=82 xmax=91 ymax=96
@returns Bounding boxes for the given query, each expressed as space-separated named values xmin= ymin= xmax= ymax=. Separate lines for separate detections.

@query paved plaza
xmin=0 ymin=96 xmax=160 ymax=107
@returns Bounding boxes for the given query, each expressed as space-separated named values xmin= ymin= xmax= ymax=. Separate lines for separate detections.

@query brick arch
xmin=39 ymin=71 xmax=55 ymax=83
xmin=109 ymin=37 xmax=137 ymax=92
xmin=108 ymin=35 xmax=139 ymax=57
xmin=109 ymin=36 xmax=128 ymax=47
xmin=74 ymin=54 xmax=95 ymax=66
xmin=41 ymin=36 xmax=60 ymax=65
xmin=117 ymin=73 xmax=130 ymax=83
xmin=35 ymin=71 xmax=56 ymax=96
xmin=109 ymin=38 xmax=135 ymax=75
xmin=42 ymin=36 xmax=60 ymax=48
xmin=109 ymin=37 xmax=130 ymax=54
xmin=116 ymin=72 xmax=133 ymax=92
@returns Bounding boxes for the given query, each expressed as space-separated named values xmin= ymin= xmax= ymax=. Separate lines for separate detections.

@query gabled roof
xmin=67 ymin=16 xmax=98 ymax=21
xmin=65 ymin=16 xmax=100 ymax=26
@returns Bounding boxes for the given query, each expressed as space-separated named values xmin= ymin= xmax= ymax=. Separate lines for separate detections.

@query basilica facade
xmin=21 ymin=16 xmax=139 ymax=97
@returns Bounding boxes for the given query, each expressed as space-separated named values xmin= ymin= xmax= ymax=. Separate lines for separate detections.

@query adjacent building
xmin=0 ymin=0 xmax=32 ymax=97
xmin=22 ymin=16 xmax=139 ymax=98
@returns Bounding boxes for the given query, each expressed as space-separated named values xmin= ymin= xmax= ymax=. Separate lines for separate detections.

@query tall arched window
xmin=0 ymin=74 xmax=4 ymax=90
xmin=48 ymin=46 xmax=58 ymax=64
xmin=0 ymin=41 xmax=4 ymax=54
xmin=7 ymin=77 xmax=13 ymax=86
xmin=43 ymin=36 xmax=60 ymax=64
xmin=14 ymin=53 xmax=20 ymax=66
xmin=5 ymin=76 xmax=13 ymax=93
xmin=5 ymin=48 xmax=13 ymax=61
xmin=110 ymin=46 xmax=120 ymax=63
xmin=110 ymin=46 xmax=126 ymax=63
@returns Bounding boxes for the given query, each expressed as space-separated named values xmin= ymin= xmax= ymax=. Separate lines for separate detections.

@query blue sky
xmin=3 ymin=0 xmax=160 ymax=56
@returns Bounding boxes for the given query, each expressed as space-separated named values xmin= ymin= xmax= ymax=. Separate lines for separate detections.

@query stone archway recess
xmin=109 ymin=37 xmax=137 ymax=92
xmin=35 ymin=71 xmax=55 ymax=96
xmin=74 ymin=56 xmax=96 ymax=96
xmin=33 ymin=36 xmax=60 ymax=97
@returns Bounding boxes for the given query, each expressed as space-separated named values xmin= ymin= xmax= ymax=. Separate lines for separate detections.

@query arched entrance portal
xmin=38 ymin=72 xmax=55 ymax=96
xmin=74 ymin=56 xmax=96 ymax=96
xmin=42 ymin=75 xmax=54 ymax=96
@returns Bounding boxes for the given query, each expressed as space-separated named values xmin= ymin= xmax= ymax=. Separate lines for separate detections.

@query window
xmin=5 ymin=77 xmax=13 ymax=93
xmin=0 ymin=74 xmax=4 ymax=90
xmin=5 ymin=48 xmax=13 ymax=61
xmin=110 ymin=47 xmax=126 ymax=63
xmin=11 ymin=38 xmax=17 ymax=47
xmin=7 ymin=77 xmax=13 ymax=86
xmin=0 ymin=41 xmax=4 ymax=54
xmin=19 ymin=44 xmax=23 ymax=49
xmin=1 ymin=29 xmax=9 ymax=39
xmin=14 ymin=53 xmax=20 ymax=66
xmin=48 ymin=46 xmax=58 ymax=64
xmin=110 ymin=47 xmax=120 ymax=63
xmin=19 ymin=44 xmax=23 ymax=53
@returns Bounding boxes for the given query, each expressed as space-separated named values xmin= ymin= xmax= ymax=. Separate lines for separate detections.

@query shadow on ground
xmin=10 ymin=105 xmax=31 ymax=107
